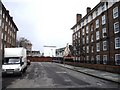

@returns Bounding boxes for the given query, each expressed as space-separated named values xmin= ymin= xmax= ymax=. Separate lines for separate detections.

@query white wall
xmin=44 ymin=47 xmax=56 ymax=57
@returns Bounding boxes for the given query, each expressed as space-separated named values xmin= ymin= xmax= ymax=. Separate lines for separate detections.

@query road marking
xmin=64 ymin=79 xmax=71 ymax=82
xmin=56 ymin=71 xmax=67 ymax=73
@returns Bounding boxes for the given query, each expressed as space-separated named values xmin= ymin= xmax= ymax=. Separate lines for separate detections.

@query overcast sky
xmin=2 ymin=0 xmax=100 ymax=52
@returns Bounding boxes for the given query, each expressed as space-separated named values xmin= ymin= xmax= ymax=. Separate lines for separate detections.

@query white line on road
xmin=56 ymin=72 xmax=67 ymax=74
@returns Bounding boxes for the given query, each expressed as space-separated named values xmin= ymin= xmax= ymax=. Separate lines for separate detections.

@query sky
xmin=2 ymin=0 xmax=100 ymax=52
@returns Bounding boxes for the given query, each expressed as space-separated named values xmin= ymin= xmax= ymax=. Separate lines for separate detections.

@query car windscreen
xmin=3 ymin=57 xmax=21 ymax=64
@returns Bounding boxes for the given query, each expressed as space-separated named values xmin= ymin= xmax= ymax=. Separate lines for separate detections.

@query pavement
xmin=57 ymin=63 xmax=120 ymax=84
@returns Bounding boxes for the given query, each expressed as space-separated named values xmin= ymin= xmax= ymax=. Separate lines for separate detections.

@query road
xmin=2 ymin=62 xmax=120 ymax=89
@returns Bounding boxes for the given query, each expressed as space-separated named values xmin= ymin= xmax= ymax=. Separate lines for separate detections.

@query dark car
xmin=27 ymin=60 xmax=31 ymax=65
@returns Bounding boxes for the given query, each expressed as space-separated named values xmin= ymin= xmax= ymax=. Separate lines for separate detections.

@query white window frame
xmin=96 ymin=43 xmax=100 ymax=52
xmin=3 ymin=13 xmax=5 ymax=18
xmin=0 ymin=19 xmax=1 ymax=26
xmin=86 ymin=35 xmax=89 ymax=43
xmin=103 ymin=55 xmax=107 ymax=64
xmin=113 ymin=7 xmax=118 ymax=19
xmin=78 ymin=31 xmax=80 ymax=38
xmin=91 ymin=24 xmax=93 ymax=31
xmin=86 ymin=26 xmax=89 ymax=33
xmin=102 ymin=15 xmax=106 ymax=25
xmin=115 ymin=37 xmax=120 ymax=49
xmin=83 ymin=46 xmax=85 ymax=51
xmin=5 ymin=26 xmax=7 ymax=31
xmin=114 ymin=22 xmax=119 ymax=34
xmin=91 ymin=34 xmax=93 ymax=42
xmin=103 ymin=41 xmax=107 ymax=51
xmin=96 ymin=31 xmax=100 ymax=40
xmin=0 ymin=10 xmax=2 ymax=15
xmin=82 ymin=28 xmax=85 ymax=35
xmin=101 ymin=4 xmax=105 ymax=12
xmin=102 ymin=28 xmax=107 ymax=38
xmin=86 ymin=46 xmax=89 ymax=53
xmin=86 ymin=56 xmax=89 ymax=63
xmin=115 ymin=54 xmax=120 ymax=65
xmin=91 ymin=56 xmax=94 ymax=63
xmin=96 ymin=9 xmax=98 ymax=16
xmin=96 ymin=19 xmax=99 ymax=28
xmin=6 ymin=17 xmax=8 ymax=22
xmin=83 ymin=37 xmax=85 ymax=44
xmin=2 ymin=23 xmax=4 ymax=29
xmin=96 ymin=55 xmax=100 ymax=64
xmin=91 ymin=46 xmax=93 ymax=53
xmin=1 ymin=32 xmax=3 ymax=39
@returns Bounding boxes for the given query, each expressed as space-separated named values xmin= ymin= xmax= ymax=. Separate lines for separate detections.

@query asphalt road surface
xmin=2 ymin=62 xmax=120 ymax=89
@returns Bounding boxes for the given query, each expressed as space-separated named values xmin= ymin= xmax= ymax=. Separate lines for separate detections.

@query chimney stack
xmin=87 ymin=7 xmax=91 ymax=13
xmin=6 ymin=10 xmax=9 ymax=14
xmin=10 ymin=17 xmax=13 ymax=20
xmin=76 ymin=14 xmax=82 ymax=23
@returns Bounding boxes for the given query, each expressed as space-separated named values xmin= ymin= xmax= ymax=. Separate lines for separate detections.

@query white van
xmin=2 ymin=47 xmax=27 ymax=76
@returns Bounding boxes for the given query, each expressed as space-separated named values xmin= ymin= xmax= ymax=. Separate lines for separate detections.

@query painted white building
xmin=43 ymin=46 xmax=56 ymax=57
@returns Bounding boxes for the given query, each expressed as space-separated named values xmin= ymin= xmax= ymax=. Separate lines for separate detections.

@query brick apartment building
xmin=0 ymin=1 xmax=18 ymax=59
xmin=71 ymin=1 xmax=120 ymax=66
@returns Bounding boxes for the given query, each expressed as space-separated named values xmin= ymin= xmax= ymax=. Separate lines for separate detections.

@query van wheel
xmin=19 ymin=71 xmax=23 ymax=76
xmin=23 ymin=68 xmax=26 ymax=73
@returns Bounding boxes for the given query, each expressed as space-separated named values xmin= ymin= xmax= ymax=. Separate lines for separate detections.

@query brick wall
xmin=64 ymin=62 xmax=120 ymax=74
xmin=27 ymin=56 xmax=52 ymax=62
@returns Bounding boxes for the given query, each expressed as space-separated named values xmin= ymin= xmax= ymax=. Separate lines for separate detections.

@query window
xmin=0 ymin=10 xmax=2 ymax=15
xmin=103 ymin=55 xmax=107 ymax=64
xmin=115 ymin=54 xmax=120 ymax=65
xmin=115 ymin=37 xmax=120 ymax=49
xmin=96 ymin=9 xmax=98 ymax=16
xmin=5 ymin=26 xmax=7 ymax=31
xmin=2 ymin=23 xmax=4 ymax=29
xmin=9 ymin=21 xmax=10 ymax=25
xmin=91 ymin=35 xmax=93 ymax=42
xmin=90 ymin=24 xmax=93 ymax=31
xmin=1 ymin=43 xmax=2 ymax=50
xmin=113 ymin=7 xmax=118 ymax=19
xmin=78 ymin=31 xmax=80 ymax=38
xmin=86 ymin=46 xmax=89 ymax=53
xmin=86 ymin=18 xmax=88 ymax=24
xmin=91 ymin=56 xmax=94 ymax=63
xmin=91 ymin=14 xmax=93 ymax=20
xmin=3 ymin=13 xmax=5 ymax=18
xmin=83 ymin=46 xmax=85 ymax=51
xmin=1 ymin=32 xmax=3 ymax=39
xmin=82 ymin=28 xmax=85 ymax=35
xmin=76 ymin=33 xmax=78 ymax=38
xmin=6 ymin=17 xmax=8 ymax=22
xmin=102 ymin=15 xmax=106 ymax=25
xmin=91 ymin=46 xmax=93 ymax=53
xmin=4 ymin=34 xmax=6 ymax=41
xmin=77 ymin=25 xmax=80 ymax=31
xmin=96 ymin=31 xmax=100 ymax=40
xmin=86 ymin=35 xmax=89 ymax=43
xmin=96 ymin=43 xmax=100 ymax=52
xmin=86 ymin=26 xmax=89 ymax=33
xmin=96 ymin=19 xmax=99 ymax=28
xmin=102 ymin=28 xmax=107 ymax=38
xmin=103 ymin=41 xmax=107 ymax=50
xmin=114 ymin=22 xmax=119 ymax=33
xmin=0 ymin=19 xmax=1 ymax=26
xmin=96 ymin=55 xmax=100 ymax=64
xmin=86 ymin=56 xmax=89 ymax=63
xmin=101 ymin=4 xmax=105 ymax=12
xmin=82 ymin=37 xmax=85 ymax=44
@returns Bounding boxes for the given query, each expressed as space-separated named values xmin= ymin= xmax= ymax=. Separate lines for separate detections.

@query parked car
xmin=27 ymin=60 xmax=31 ymax=65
